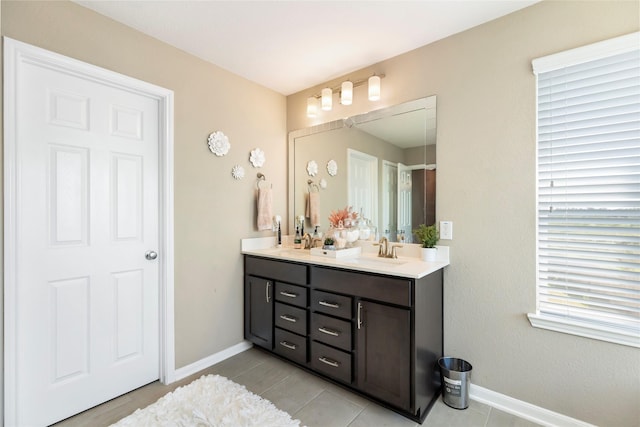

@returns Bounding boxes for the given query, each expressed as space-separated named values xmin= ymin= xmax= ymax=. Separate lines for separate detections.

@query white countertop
xmin=241 ymin=236 xmax=449 ymax=279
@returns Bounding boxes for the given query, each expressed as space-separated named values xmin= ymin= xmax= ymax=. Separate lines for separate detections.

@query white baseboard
xmin=470 ymin=384 xmax=596 ymax=427
xmin=173 ymin=340 xmax=253 ymax=382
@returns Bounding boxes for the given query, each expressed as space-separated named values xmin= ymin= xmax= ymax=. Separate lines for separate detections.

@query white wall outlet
xmin=440 ymin=221 xmax=453 ymax=240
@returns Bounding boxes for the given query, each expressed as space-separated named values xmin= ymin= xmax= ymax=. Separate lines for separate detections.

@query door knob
xmin=145 ymin=250 xmax=158 ymax=260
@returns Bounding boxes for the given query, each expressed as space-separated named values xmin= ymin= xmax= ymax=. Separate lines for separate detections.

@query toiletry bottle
xmin=277 ymin=222 xmax=282 ymax=247
xmin=294 ymin=226 xmax=302 ymax=249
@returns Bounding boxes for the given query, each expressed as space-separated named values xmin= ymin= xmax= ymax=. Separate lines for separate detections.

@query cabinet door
xmin=356 ymin=299 xmax=411 ymax=411
xmin=244 ymin=275 xmax=273 ymax=349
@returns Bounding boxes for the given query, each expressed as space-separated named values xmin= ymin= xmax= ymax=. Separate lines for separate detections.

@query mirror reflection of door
xmin=348 ymin=149 xmax=378 ymax=227
xmin=382 ymin=161 xmax=398 ymax=240
xmin=397 ymin=163 xmax=412 ymax=242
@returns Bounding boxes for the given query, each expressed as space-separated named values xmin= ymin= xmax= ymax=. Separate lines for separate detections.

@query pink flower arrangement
xmin=328 ymin=206 xmax=358 ymax=227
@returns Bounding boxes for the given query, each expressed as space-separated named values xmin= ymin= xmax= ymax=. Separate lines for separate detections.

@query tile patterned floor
xmin=55 ymin=347 xmax=541 ymax=426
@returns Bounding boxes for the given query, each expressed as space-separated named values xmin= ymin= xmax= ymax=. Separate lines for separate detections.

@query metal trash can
xmin=438 ymin=357 xmax=472 ymax=409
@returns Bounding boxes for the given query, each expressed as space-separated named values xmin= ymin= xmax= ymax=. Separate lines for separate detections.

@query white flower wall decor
xmin=306 ymin=160 xmax=318 ymax=176
xmin=231 ymin=165 xmax=245 ymax=180
xmin=207 ymin=131 xmax=230 ymax=156
xmin=327 ymin=159 xmax=338 ymax=176
xmin=249 ymin=148 xmax=265 ymax=168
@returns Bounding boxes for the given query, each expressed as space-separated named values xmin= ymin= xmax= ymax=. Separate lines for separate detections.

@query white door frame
xmin=3 ymin=37 xmax=175 ymax=424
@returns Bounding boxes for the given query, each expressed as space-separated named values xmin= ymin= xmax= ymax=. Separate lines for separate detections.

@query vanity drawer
xmin=245 ymin=256 xmax=308 ymax=285
xmin=311 ymin=290 xmax=352 ymax=320
xmin=275 ymin=328 xmax=307 ymax=365
xmin=312 ymin=266 xmax=411 ymax=307
xmin=274 ymin=302 xmax=307 ymax=336
xmin=310 ymin=312 xmax=352 ymax=351
xmin=311 ymin=341 xmax=352 ymax=384
xmin=275 ymin=282 xmax=308 ymax=308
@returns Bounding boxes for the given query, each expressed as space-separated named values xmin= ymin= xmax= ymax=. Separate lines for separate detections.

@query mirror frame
xmin=287 ymin=96 xmax=436 ymax=234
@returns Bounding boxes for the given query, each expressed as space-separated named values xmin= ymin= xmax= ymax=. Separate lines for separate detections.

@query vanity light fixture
xmin=306 ymin=74 xmax=385 ymax=117
xmin=306 ymin=96 xmax=318 ymax=118
xmin=321 ymin=87 xmax=332 ymax=111
xmin=368 ymin=75 xmax=381 ymax=101
xmin=341 ymin=81 xmax=353 ymax=105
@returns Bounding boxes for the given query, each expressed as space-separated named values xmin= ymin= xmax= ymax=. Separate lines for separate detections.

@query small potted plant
xmin=413 ymin=224 xmax=439 ymax=261
xmin=323 ymin=237 xmax=336 ymax=250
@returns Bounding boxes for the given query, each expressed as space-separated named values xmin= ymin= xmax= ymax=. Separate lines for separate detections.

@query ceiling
xmin=75 ymin=0 xmax=540 ymax=96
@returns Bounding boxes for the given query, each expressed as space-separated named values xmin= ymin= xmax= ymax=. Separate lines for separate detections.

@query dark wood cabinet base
xmin=244 ymin=255 xmax=443 ymax=424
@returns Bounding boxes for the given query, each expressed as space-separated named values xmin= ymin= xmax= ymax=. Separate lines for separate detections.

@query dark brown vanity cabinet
xmin=311 ymin=267 xmax=415 ymax=411
xmin=309 ymin=289 xmax=354 ymax=384
xmin=244 ymin=255 xmax=443 ymax=424
xmin=356 ymin=300 xmax=411 ymax=410
xmin=244 ymin=256 xmax=308 ymax=351
xmin=244 ymin=275 xmax=274 ymax=349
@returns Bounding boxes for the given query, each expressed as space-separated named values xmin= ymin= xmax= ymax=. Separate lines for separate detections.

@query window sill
xmin=527 ymin=313 xmax=640 ymax=349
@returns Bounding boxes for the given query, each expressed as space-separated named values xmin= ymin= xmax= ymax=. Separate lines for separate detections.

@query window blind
xmin=532 ymin=34 xmax=640 ymax=347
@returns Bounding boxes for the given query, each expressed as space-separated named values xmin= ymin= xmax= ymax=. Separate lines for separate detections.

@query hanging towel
xmin=309 ymin=191 xmax=320 ymax=227
xmin=257 ymin=188 xmax=273 ymax=231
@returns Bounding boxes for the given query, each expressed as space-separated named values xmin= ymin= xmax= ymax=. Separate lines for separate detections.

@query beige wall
xmin=1 ymin=0 xmax=287 ymax=374
xmin=288 ymin=1 xmax=639 ymax=426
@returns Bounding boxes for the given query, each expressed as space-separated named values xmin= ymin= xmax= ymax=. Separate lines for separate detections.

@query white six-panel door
xmin=397 ymin=163 xmax=413 ymax=241
xmin=348 ymin=149 xmax=378 ymax=225
xmin=5 ymin=39 xmax=168 ymax=426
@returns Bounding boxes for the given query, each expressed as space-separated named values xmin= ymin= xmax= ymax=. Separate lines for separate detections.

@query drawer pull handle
xmin=279 ymin=314 xmax=297 ymax=323
xmin=318 ymin=356 xmax=340 ymax=368
xmin=279 ymin=341 xmax=297 ymax=350
xmin=319 ymin=300 xmax=340 ymax=309
xmin=279 ymin=291 xmax=298 ymax=298
xmin=318 ymin=327 xmax=339 ymax=337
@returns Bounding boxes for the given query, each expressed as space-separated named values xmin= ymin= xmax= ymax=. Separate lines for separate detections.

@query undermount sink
xmin=343 ymin=256 xmax=409 ymax=267
xmin=310 ymin=246 xmax=361 ymax=259
xmin=260 ymin=247 xmax=309 ymax=258
xmin=257 ymin=247 xmax=410 ymax=267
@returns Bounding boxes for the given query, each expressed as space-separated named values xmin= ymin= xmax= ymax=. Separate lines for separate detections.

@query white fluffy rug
xmin=111 ymin=374 xmax=302 ymax=427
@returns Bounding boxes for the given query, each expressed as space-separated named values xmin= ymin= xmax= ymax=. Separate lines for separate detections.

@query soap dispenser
xmin=294 ymin=226 xmax=302 ymax=249
xmin=273 ymin=215 xmax=282 ymax=247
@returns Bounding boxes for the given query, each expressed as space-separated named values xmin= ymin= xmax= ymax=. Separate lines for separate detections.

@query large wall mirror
xmin=288 ymin=96 xmax=436 ymax=243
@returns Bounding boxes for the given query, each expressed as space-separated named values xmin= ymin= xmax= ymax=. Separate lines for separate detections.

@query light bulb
xmin=321 ymin=87 xmax=332 ymax=111
xmin=368 ymin=75 xmax=381 ymax=101
xmin=341 ymin=81 xmax=353 ymax=105
xmin=306 ymin=96 xmax=318 ymax=118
